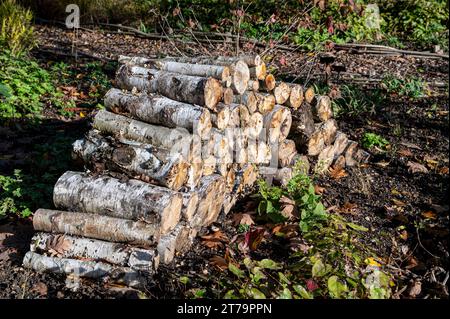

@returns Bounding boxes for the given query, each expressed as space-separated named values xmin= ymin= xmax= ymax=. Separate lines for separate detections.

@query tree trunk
xmin=23 ymin=252 xmax=145 ymax=288
xmin=116 ymin=64 xmax=223 ymax=111
xmin=33 ymin=209 xmax=159 ymax=246
xmin=259 ymin=74 xmax=276 ymax=92
xmin=53 ymin=171 xmax=182 ymax=234
xmin=72 ymin=131 xmax=189 ymax=191
xmin=304 ymin=86 xmax=315 ymax=104
xmin=210 ymin=103 xmax=231 ymax=130
xmin=104 ymin=88 xmax=212 ymax=139
xmin=255 ymin=93 xmax=275 ymax=114
xmin=93 ymin=110 xmax=193 ymax=160
xmin=274 ymin=82 xmax=291 ymax=105
xmin=30 ymin=233 xmax=159 ymax=271
xmin=312 ymin=95 xmax=333 ymax=122
xmin=285 ymin=84 xmax=303 ymax=110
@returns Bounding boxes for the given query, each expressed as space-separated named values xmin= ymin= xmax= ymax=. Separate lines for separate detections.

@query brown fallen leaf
xmin=329 ymin=166 xmax=348 ymax=180
xmin=209 ymin=256 xmax=228 ymax=271
xmin=232 ymin=213 xmax=255 ymax=226
xmin=422 ymin=211 xmax=437 ymax=219
xmin=407 ymin=161 xmax=429 ymax=174
xmin=439 ymin=166 xmax=449 ymax=175
xmin=338 ymin=202 xmax=359 ymax=215
xmin=46 ymin=234 xmax=72 ymax=256
xmin=201 ymin=231 xmax=228 ymax=249
xmin=408 ymin=280 xmax=422 ymax=298
xmin=392 ymin=199 xmax=407 ymax=207
xmin=280 ymin=196 xmax=297 ymax=220
xmin=314 ymin=185 xmax=325 ymax=195
xmin=397 ymin=148 xmax=413 ymax=157
xmin=32 ymin=282 xmax=48 ymax=296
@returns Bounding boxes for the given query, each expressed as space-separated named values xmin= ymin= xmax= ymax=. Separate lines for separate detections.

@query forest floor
xmin=0 ymin=24 xmax=448 ymax=299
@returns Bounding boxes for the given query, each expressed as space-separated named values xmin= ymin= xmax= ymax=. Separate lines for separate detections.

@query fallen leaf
xmin=243 ymin=227 xmax=265 ymax=251
xmin=46 ymin=235 xmax=72 ymax=256
xmin=329 ymin=166 xmax=348 ymax=179
xmin=200 ymin=231 xmax=228 ymax=249
xmin=306 ymin=279 xmax=319 ymax=292
xmin=232 ymin=213 xmax=255 ymax=226
xmin=365 ymin=257 xmax=382 ymax=267
xmin=407 ymin=161 xmax=429 ymax=174
xmin=392 ymin=199 xmax=407 ymax=207
xmin=397 ymin=148 xmax=413 ymax=157
xmin=439 ymin=166 xmax=449 ymax=174
xmin=422 ymin=211 xmax=437 ymax=219
xmin=209 ymin=256 xmax=228 ymax=271
xmin=408 ymin=280 xmax=422 ymax=298
xmin=399 ymin=141 xmax=422 ymax=150
xmin=338 ymin=202 xmax=358 ymax=215
xmin=314 ymin=185 xmax=325 ymax=195
xmin=279 ymin=196 xmax=297 ymax=220
xmin=32 ymin=282 xmax=48 ymax=296
xmin=375 ymin=161 xmax=390 ymax=168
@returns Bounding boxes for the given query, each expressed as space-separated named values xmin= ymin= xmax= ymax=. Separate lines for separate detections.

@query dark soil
xmin=0 ymin=24 xmax=448 ymax=299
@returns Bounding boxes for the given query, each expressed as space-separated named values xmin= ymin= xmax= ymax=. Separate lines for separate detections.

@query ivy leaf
xmin=328 ymin=275 xmax=348 ymax=298
xmin=258 ymin=258 xmax=282 ymax=270
xmin=228 ymin=263 xmax=246 ymax=278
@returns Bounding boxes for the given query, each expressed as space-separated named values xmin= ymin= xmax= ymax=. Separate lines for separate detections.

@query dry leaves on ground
xmin=232 ymin=213 xmax=255 ymax=226
xmin=329 ymin=166 xmax=348 ymax=180
xmin=407 ymin=161 xmax=429 ymax=174
xmin=201 ymin=231 xmax=229 ymax=249
xmin=46 ymin=234 xmax=72 ymax=256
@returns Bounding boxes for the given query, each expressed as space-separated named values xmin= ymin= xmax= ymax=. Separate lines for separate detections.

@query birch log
xmin=263 ymin=105 xmax=292 ymax=143
xmin=104 ymin=88 xmax=211 ymax=139
xmin=223 ymin=87 xmax=234 ymax=105
xmin=30 ymin=233 xmax=159 ymax=271
xmin=93 ymin=110 xmax=192 ymax=159
xmin=72 ymin=131 xmax=189 ymax=190
xmin=181 ymin=192 xmax=199 ymax=223
xmin=317 ymin=119 xmax=338 ymax=145
xmin=278 ymin=139 xmax=297 ymax=167
xmin=333 ymin=155 xmax=346 ymax=170
xmin=248 ymin=112 xmax=264 ymax=139
xmin=285 ymin=84 xmax=304 ymax=109
xmin=210 ymin=103 xmax=231 ymax=130
xmin=291 ymin=103 xmax=315 ymax=149
xmin=116 ymin=64 xmax=223 ymax=110
xmin=228 ymin=104 xmax=241 ymax=127
xmin=259 ymin=74 xmax=276 ymax=92
xmin=304 ymin=86 xmax=315 ymax=104
xmin=256 ymin=93 xmax=275 ymax=114
xmin=332 ymin=131 xmax=349 ymax=159
xmin=157 ymin=223 xmax=196 ymax=264
xmin=312 ymin=95 xmax=333 ymax=122
xmin=228 ymin=60 xmax=251 ymax=95
xmin=247 ymin=79 xmax=260 ymax=91
xmin=315 ymin=145 xmax=335 ymax=173
xmin=273 ymin=167 xmax=293 ymax=186
xmin=274 ymin=82 xmax=291 ymax=105
xmin=53 ymin=171 xmax=182 ymax=234
xmin=154 ymin=60 xmax=230 ymax=83
xmin=33 ymin=209 xmax=159 ymax=246
xmin=233 ymin=91 xmax=258 ymax=114
xmin=23 ymin=252 xmax=144 ymax=288
xmin=249 ymin=63 xmax=267 ymax=80
xmin=239 ymin=104 xmax=251 ymax=127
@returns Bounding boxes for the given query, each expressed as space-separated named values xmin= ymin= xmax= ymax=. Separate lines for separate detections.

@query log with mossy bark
xmin=33 ymin=209 xmax=159 ymax=246
xmin=93 ymin=110 xmax=193 ymax=159
xmin=116 ymin=64 xmax=223 ymax=111
xmin=23 ymin=251 xmax=144 ymax=288
xmin=53 ymin=171 xmax=182 ymax=234
xmin=104 ymin=88 xmax=212 ymax=139
xmin=30 ymin=232 xmax=159 ymax=271
xmin=72 ymin=131 xmax=189 ymax=190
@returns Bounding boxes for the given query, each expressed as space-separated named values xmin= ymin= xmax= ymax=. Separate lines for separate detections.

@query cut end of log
xmin=204 ymin=78 xmax=223 ymax=110
xmin=264 ymin=74 xmax=276 ymax=91
xmin=274 ymin=82 xmax=291 ymax=105
xmin=160 ymin=193 xmax=183 ymax=235
xmin=257 ymin=93 xmax=275 ymax=114
xmin=223 ymin=87 xmax=234 ymax=105
xmin=231 ymin=60 xmax=250 ymax=95
xmin=304 ymin=86 xmax=315 ymax=104
xmin=286 ymin=84 xmax=304 ymax=110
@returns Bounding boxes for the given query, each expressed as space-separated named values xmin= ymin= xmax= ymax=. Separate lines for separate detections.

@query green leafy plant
xmin=361 ymin=132 xmax=389 ymax=150
xmin=382 ymin=75 xmax=426 ymax=99
xmin=331 ymin=85 xmax=383 ymax=118
xmin=0 ymin=0 xmax=36 ymax=56
xmin=0 ymin=170 xmax=32 ymax=218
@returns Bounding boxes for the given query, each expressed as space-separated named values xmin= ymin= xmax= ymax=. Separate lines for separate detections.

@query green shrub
xmin=0 ymin=51 xmax=75 ymax=119
xmin=382 ymin=75 xmax=426 ymax=98
xmin=0 ymin=0 xmax=36 ymax=56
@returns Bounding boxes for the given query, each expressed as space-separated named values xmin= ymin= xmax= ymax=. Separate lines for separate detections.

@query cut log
xmin=30 ymin=233 xmax=159 ymax=271
xmin=317 ymin=119 xmax=338 ymax=145
xmin=104 ymin=88 xmax=211 ymax=139
xmin=23 ymin=252 xmax=144 ymax=288
xmin=290 ymin=154 xmax=310 ymax=174
xmin=225 ymin=166 xmax=236 ymax=192
xmin=273 ymin=167 xmax=293 ymax=186
xmin=274 ymin=82 xmax=291 ymax=105
xmin=157 ymin=223 xmax=195 ymax=264
xmin=228 ymin=60 xmax=250 ymax=95
xmin=312 ymin=95 xmax=333 ymax=122
xmin=285 ymin=84 xmax=304 ymax=109
xmin=116 ymin=64 xmax=223 ymax=110
xmin=33 ymin=209 xmax=159 ymax=246
xmin=233 ymin=91 xmax=258 ymax=114
xmin=118 ymin=55 xmax=153 ymax=66
xmin=186 ymin=162 xmax=203 ymax=190
xmin=263 ymin=105 xmax=292 ymax=143
xmin=304 ymin=86 xmax=315 ymax=104
xmin=247 ymin=79 xmax=260 ymax=91
xmin=53 ymin=171 xmax=182 ymax=234
xmin=332 ymin=131 xmax=349 ymax=159
xmin=307 ymin=130 xmax=326 ymax=156
xmin=257 ymin=141 xmax=272 ymax=165
xmin=354 ymin=148 xmax=370 ymax=164
xmin=154 ymin=60 xmax=230 ymax=83
xmin=333 ymin=155 xmax=346 ymax=170
xmin=278 ymin=139 xmax=297 ymax=167
xmin=93 ymin=110 xmax=192 ymax=159
xmin=249 ymin=63 xmax=267 ymax=80
xmin=256 ymin=93 xmax=276 ymax=114
xmin=315 ymin=145 xmax=335 ymax=173
xmin=210 ymin=103 xmax=231 ymax=130
xmin=235 ymin=164 xmax=258 ymax=194
xmin=223 ymin=193 xmax=237 ymax=215
xmin=259 ymin=74 xmax=276 ymax=92
xmin=234 ymin=128 xmax=248 ymax=164
xmin=239 ymin=104 xmax=251 ymax=127
xmin=223 ymin=87 xmax=234 ymax=105
xmin=72 ymin=131 xmax=189 ymax=190
xmin=248 ymin=112 xmax=264 ymax=139
xmin=181 ymin=192 xmax=199 ymax=223
xmin=344 ymin=140 xmax=359 ymax=167
xmin=278 ymin=106 xmax=292 ymax=142
xmin=228 ymin=104 xmax=241 ymax=127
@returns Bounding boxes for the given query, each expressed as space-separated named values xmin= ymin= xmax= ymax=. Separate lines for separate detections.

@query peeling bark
xmin=104 ymin=88 xmax=211 ymax=139
xmin=53 ymin=171 xmax=182 ymax=234
xmin=33 ymin=209 xmax=159 ymax=246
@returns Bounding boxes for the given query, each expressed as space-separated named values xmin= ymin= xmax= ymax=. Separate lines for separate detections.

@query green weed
xmin=361 ymin=132 xmax=389 ymax=150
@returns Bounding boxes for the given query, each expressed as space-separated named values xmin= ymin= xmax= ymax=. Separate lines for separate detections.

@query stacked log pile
xmin=22 ymin=53 xmax=369 ymax=287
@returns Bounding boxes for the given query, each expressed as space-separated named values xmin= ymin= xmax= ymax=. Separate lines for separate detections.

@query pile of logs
xmin=22 ymin=53 xmax=368 ymax=287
